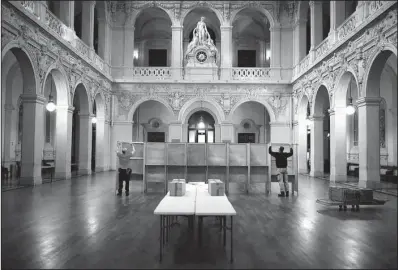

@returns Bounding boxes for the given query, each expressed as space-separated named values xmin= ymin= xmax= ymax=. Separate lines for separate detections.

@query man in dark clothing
xmin=269 ymin=146 xmax=293 ymax=197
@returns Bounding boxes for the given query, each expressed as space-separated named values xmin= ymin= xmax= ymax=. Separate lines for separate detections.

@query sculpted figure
xmin=194 ymin=17 xmax=209 ymax=45
xmin=185 ymin=33 xmax=199 ymax=58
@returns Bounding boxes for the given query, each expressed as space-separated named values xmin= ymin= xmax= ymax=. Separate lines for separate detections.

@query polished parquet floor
xmin=1 ymin=172 xmax=397 ymax=269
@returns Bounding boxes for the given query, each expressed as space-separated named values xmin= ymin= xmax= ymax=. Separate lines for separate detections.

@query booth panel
xmin=145 ymin=143 xmax=165 ymax=165
xmin=167 ymin=143 xmax=186 ymax=165
xmin=229 ymin=144 xmax=247 ymax=166
xmin=187 ymin=144 xmax=206 ymax=166
xmin=207 ymin=144 xmax=227 ymax=166
xmin=187 ymin=166 xmax=206 ymax=182
xmin=207 ymin=166 xmax=227 ymax=183
xmin=250 ymin=144 xmax=268 ymax=166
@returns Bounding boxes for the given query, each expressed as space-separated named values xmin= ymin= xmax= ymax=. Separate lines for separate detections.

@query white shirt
xmin=117 ymin=151 xmax=134 ymax=169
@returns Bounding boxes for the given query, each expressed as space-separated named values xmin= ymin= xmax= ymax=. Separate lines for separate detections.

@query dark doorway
xmin=238 ymin=50 xmax=256 ymax=67
xmin=238 ymin=133 xmax=256 ymax=143
xmin=148 ymin=49 xmax=167 ymax=67
xmin=147 ymin=132 xmax=165 ymax=142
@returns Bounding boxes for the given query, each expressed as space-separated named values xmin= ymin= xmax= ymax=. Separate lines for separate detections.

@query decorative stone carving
xmin=268 ymin=94 xmax=288 ymax=118
xmin=217 ymin=93 xmax=237 ymax=115
xmin=168 ymin=91 xmax=186 ymax=111
xmin=193 ymin=85 xmax=210 ymax=98
xmin=1 ymin=29 xmax=16 ymax=49
xmin=117 ymin=91 xmax=136 ymax=111
xmin=36 ymin=46 xmax=54 ymax=88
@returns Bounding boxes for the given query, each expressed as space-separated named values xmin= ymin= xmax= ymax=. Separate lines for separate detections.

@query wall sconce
xmin=133 ymin=49 xmax=138 ymax=59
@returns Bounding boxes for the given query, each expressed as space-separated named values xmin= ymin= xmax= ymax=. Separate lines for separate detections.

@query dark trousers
xmin=118 ymin=168 xmax=131 ymax=193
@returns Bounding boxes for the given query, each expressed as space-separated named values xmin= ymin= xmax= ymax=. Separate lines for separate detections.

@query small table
xmin=154 ymin=186 xmax=197 ymax=262
xmin=195 ymin=186 xmax=236 ymax=262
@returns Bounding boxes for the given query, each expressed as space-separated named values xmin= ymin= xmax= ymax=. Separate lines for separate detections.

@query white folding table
xmin=195 ymin=186 xmax=236 ymax=262
xmin=154 ymin=184 xmax=197 ymax=262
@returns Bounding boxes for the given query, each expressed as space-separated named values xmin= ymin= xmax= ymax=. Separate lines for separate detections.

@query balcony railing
xmin=315 ymin=37 xmax=330 ymax=60
xmin=293 ymin=1 xmax=395 ymax=80
xmin=13 ymin=1 xmax=109 ymax=77
xmin=132 ymin=67 xmax=172 ymax=80
xmin=231 ymin=68 xmax=271 ymax=81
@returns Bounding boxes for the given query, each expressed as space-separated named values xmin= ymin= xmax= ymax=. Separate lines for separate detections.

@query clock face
xmin=196 ymin=51 xmax=207 ymax=63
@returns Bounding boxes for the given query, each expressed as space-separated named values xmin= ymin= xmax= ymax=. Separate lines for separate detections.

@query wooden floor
xmin=1 ymin=172 xmax=397 ymax=269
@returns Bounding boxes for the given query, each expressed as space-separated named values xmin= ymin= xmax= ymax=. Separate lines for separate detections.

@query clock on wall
xmin=196 ymin=51 xmax=207 ymax=63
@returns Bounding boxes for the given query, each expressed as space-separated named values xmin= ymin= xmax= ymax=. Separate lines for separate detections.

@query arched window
xmin=188 ymin=111 xmax=215 ymax=143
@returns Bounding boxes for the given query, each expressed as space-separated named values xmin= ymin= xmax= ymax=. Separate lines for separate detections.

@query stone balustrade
xmin=231 ymin=68 xmax=271 ymax=81
xmin=132 ymin=67 xmax=173 ymax=80
xmin=337 ymin=12 xmax=357 ymax=42
xmin=315 ymin=37 xmax=330 ymax=60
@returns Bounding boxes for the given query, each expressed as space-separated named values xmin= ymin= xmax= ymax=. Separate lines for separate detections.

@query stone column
xmin=82 ymin=1 xmax=95 ymax=48
xmin=110 ymin=121 xmax=133 ymax=170
xmin=329 ymin=107 xmax=347 ymax=181
xmin=19 ymin=94 xmax=46 ymax=185
xmin=59 ymin=1 xmax=74 ymax=30
xmin=98 ymin=18 xmax=110 ymax=63
xmin=215 ymin=124 xmax=221 ymax=143
xmin=78 ymin=113 xmax=92 ymax=175
xmin=309 ymin=1 xmax=323 ymax=51
xmin=357 ymin=97 xmax=381 ymax=188
xmin=221 ymin=123 xmax=234 ymax=142
xmin=124 ymin=26 xmax=135 ymax=76
xmin=171 ymin=25 xmax=183 ymax=80
xmin=95 ymin=116 xmax=106 ymax=172
xmin=310 ymin=116 xmax=324 ymax=177
xmin=257 ymin=40 xmax=266 ymax=67
xmin=298 ymin=119 xmax=308 ymax=174
xmin=270 ymin=25 xmax=281 ymax=79
xmin=293 ymin=19 xmax=307 ymax=66
xmin=329 ymin=1 xmax=346 ymax=43
xmin=2 ymin=104 xmax=14 ymax=164
xmin=220 ymin=26 xmax=233 ymax=81
xmin=54 ymin=106 xmax=73 ymax=180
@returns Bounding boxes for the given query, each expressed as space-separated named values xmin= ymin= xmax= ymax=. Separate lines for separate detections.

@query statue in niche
xmin=184 ymin=17 xmax=219 ymax=65
xmin=170 ymin=91 xmax=184 ymax=110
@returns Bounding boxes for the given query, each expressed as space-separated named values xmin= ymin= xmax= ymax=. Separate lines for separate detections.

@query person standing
xmin=116 ymin=143 xmax=135 ymax=196
xmin=269 ymin=146 xmax=293 ymax=197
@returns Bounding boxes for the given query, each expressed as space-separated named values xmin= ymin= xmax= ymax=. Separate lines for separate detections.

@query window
xmin=147 ymin=132 xmax=165 ymax=142
xmin=238 ymin=50 xmax=256 ymax=67
xmin=148 ymin=49 xmax=167 ymax=67
xmin=238 ymin=133 xmax=255 ymax=143
xmin=187 ymin=111 xmax=215 ymax=143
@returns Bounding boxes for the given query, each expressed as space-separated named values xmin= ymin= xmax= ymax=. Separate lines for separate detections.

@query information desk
xmin=154 ymin=183 xmax=236 ymax=263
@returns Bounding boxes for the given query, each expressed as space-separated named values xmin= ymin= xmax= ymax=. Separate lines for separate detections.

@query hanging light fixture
xmin=197 ymin=115 xmax=205 ymax=129
xmin=346 ymin=79 xmax=356 ymax=115
xmin=306 ymin=117 xmax=312 ymax=127
xmin=46 ymin=79 xmax=56 ymax=112
xmin=91 ymin=116 xmax=97 ymax=124
xmin=197 ymin=100 xmax=205 ymax=129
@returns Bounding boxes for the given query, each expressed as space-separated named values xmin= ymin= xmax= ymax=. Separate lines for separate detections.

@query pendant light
xmin=91 ymin=117 xmax=97 ymax=124
xmin=346 ymin=79 xmax=356 ymax=115
xmin=46 ymin=78 xmax=56 ymax=112
xmin=197 ymin=100 xmax=205 ymax=129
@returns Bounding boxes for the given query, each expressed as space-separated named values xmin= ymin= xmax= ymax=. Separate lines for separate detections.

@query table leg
xmin=230 ymin=216 xmax=233 ymax=263
xmin=223 ymin=216 xmax=226 ymax=247
xmin=160 ymin=215 xmax=163 ymax=262
xmin=199 ymin=216 xmax=203 ymax=247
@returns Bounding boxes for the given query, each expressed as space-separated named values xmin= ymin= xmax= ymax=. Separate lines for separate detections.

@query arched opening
xmin=134 ymin=7 xmax=172 ymax=67
xmin=91 ymin=100 xmax=96 ymax=172
xmin=74 ymin=1 xmax=83 ymax=39
xmin=187 ymin=111 xmax=215 ymax=143
xmin=332 ymin=71 xmax=359 ymax=181
xmin=93 ymin=94 xmax=106 ymax=172
xmin=94 ymin=1 xmax=107 ymax=58
xmin=44 ymin=69 xmax=70 ymax=180
xmin=228 ymin=101 xmax=270 ymax=143
xmin=311 ymin=85 xmax=331 ymax=177
xmin=363 ymin=51 xmax=397 ymax=185
xmin=298 ymin=95 xmax=310 ymax=174
xmin=306 ymin=5 xmax=311 ymax=55
xmin=183 ymin=7 xmax=221 ymax=65
xmin=345 ymin=0 xmax=358 ymax=20
xmin=71 ymin=84 xmax=91 ymax=177
xmin=231 ymin=8 xmax=271 ymax=67
xmin=2 ymin=47 xmax=40 ymax=187
xmin=322 ymin=1 xmax=331 ymax=40
xmin=132 ymin=100 xmax=174 ymax=142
